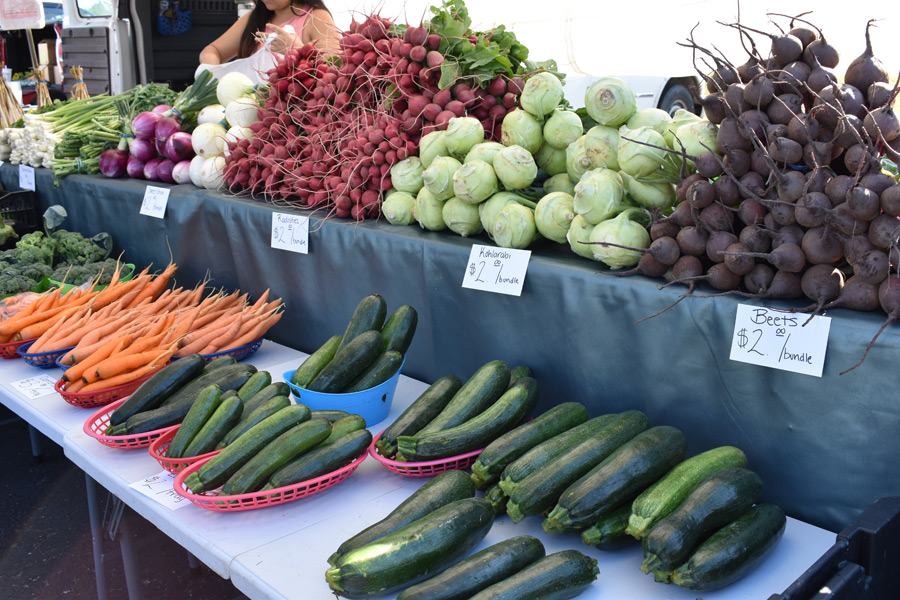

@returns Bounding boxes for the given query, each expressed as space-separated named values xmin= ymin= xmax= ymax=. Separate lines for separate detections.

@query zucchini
xmin=183 ymin=404 xmax=311 ymax=493
xmin=581 ymin=504 xmax=637 ymax=549
xmin=237 ymin=370 xmax=272 ymax=401
xmin=415 ymin=360 xmax=511 ymax=436
xmin=484 ymin=482 xmax=509 ymax=517
xmin=467 ymin=550 xmax=600 ymax=600
xmin=181 ymin=393 xmax=243 ymax=457
xmin=374 ymin=375 xmax=462 ymax=458
xmin=627 ymin=446 xmax=748 ymax=539
xmin=381 ymin=304 xmax=418 ymax=354
xmin=543 ymin=425 xmax=687 ymax=533
xmin=291 ymin=334 xmax=342 ymax=388
xmin=240 ymin=382 xmax=290 ymax=420
xmin=505 ymin=410 xmax=649 ymax=523
xmin=221 ymin=418 xmax=333 ymax=495
xmin=201 ymin=354 xmax=237 ymax=374
xmin=310 ymin=409 xmax=352 ymax=423
xmin=498 ymin=414 xmax=616 ymax=496
xmin=471 ymin=401 xmax=589 ymax=490
xmin=396 ymin=535 xmax=546 ymax=600
xmin=121 ymin=365 xmax=256 ymax=434
xmin=640 ymin=467 xmax=764 ymax=575
xmin=165 ymin=384 xmax=222 ymax=459
xmin=325 ymin=498 xmax=495 ymax=598
xmin=217 ymin=394 xmax=291 ymax=448
xmin=319 ymin=414 xmax=366 ymax=445
xmin=670 ymin=503 xmax=787 ymax=591
xmin=343 ymin=350 xmax=403 ymax=393
xmin=508 ymin=364 xmax=532 ymax=386
xmin=396 ymin=377 xmax=536 ymax=461
xmin=108 ymin=354 xmax=206 ymax=426
xmin=262 ymin=429 xmax=372 ymax=491
xmin=307 ymin=330 xmax=384 ymax=393
xmin=329 ymin=469 xmax=476 ymax=566
xmin=337 ymin=294 xmax=387 ymax=353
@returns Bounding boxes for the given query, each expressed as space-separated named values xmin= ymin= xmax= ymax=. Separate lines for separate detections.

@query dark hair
xmin=238 ymin=1 xmax=330 ymax=58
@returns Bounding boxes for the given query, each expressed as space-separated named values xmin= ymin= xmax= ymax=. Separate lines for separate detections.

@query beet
xmin=723 ymin=241 xmax=806 ymax=272
xmin=840 ymin=275 xmax=900 ymax=374
xmin=867 ymin=82 xmax=894 ymax=108
xmin=698 ymin=202 xmax=735 ymax=232
xmin=676 ymin=226 xmax=710 ymax=256
xmin=863 ymin=105 xmax=900 ymax=144
xmin=695 ymin=152 xmax=723 ymax=178
xmin=651 ymin=220 xmax=681 ymax=241
xmin=739 ymin=110 xmax=770 ymax=144
xmin=853 ymin=249 xmax=891 ymax=284
xmin=742 ymin=77 xmax=775 ymax=108
xmin=717 ymin=118 xmax=752 ymax=153
xmin=768 ymin=136 xmax=803 ymax=164
xmin=880 ymin=184 xmax=900 ymax=217
xmin=802 ymin=226 xmax=845 ymax=265
xmin=743 ymin=263 xmax=775 ymax=294
xmin=713 ymin=176 xmax=741 ymax=206
xmin=794 ymin=191 xmax=831 ymax=229
xmin=738 ymin=199 xmax=768 ymax=227
xmin=825 ymin=174 xmax=854 ymax=205
xmin=823 ymin=276 xmax=880 ymax=312
xmin=846 ymin=186 xmax=881 ymax=221
xmin=607 ymin=252 xmax=670 ymax=279
xmin=867 ymin=214 xmax=900 ymax=249
xmin=700 ymin=94 xmax=727 ymax=124
xmin=804 ymin=37 xmax=840 ymax=69
xmin=844 ymin=234 xmax=878 ymax=264
xmin=706 ymin=231 xmax=739 ymax=263
xmin=767 ymin=94 xmax=803 ymax=125
xmin=843 ymin=20 xmax=890 ymax=96
xmin=687 ymin=179 xmax=715 ymax=209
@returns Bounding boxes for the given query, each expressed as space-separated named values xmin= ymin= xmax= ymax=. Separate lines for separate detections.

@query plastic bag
xmin=0 ymin=292 xmax=43 ymax=321
xmin=194 ymin=25 xmax=294 ymax=86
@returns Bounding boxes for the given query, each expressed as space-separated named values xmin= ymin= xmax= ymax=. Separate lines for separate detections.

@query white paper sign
xmin=730 ymin=304 xmax=831 ymax=377
xmin=140 ymin=186 xmax=170 ymax=218
xmin=10 ymin=373 xmax=57 ymax=399
xmin=271 ymin=212 xmax=309 ymax=254
xmin=461 ymin=245 xmax=531 ymax=297
xmin=18 ymin=164 xmax=35 ymax=191
xmin=130 ymin=471 xmax=192 ymax=510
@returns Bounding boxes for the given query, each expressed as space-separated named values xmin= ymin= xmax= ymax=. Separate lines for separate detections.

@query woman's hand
xmin=265 ymin=23 xmax=299 ymax=54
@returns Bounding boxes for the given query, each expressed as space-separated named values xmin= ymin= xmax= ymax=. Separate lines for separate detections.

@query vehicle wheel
xmin=659 ymin=84 xmax=697 ymax=117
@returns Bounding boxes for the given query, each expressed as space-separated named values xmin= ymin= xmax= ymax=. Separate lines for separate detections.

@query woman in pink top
xmin=199 ymin=0 xmax=340 ymax=65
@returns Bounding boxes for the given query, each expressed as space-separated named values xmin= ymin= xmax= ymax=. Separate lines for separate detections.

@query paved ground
xmin=0 ymin=404 xmax=248 ymax=600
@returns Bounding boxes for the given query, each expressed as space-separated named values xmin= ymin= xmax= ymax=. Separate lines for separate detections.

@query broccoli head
xmin=17 ymin=262 xmax=54 ymax=283
xmin=0 ymin=269 xmax=39 ymax=296
xmin=15 ymin=231 xmax=55 ymax=266
xmin=51 ymin=230 xmax=111 ymax=266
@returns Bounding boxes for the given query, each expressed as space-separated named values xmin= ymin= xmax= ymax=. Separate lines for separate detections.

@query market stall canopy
xmin=0 ymin=0 xmax=45 ymax=30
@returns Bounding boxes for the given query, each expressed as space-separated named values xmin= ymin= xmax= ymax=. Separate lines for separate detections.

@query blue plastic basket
xmin=283 ymin=359 xmax=404 ymax=427
xmin=17 ymin=340 xmax=74 ymax=369
xmin=171 ymin=337 xmax=264 ymax=364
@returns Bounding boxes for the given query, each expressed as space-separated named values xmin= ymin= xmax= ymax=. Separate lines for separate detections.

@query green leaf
xmin=439 ymin=62 xmax=461 ymax=90
xmin=43 ymin=206 xmax=67 ymax=233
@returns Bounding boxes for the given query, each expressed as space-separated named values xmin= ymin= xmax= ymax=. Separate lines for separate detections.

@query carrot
xmin=176 ymin=316 xmax=242 ymax=356
xmin=78 ymin=362 xmax=162 ymax=393
xmin=34 ymin=305 xmax=110 ymax=352
xmin=249 ymin=289 xmax=271 ymax=311
xmin=198 ymin=314 xmax=245 ymax=355
xmin=64 ymin=379 xmax=85 ymax=394
xmin=0 ymin=291 xmax=63 ymax=336
xmin=91 ymin=344 xmax=176 ymax=382
xmin=125 ymin=263 xmax=177 ymax=308
xmin=63 ymin=336 xmax=130 ymax=383
xmin=229 ymin=310 xmax=283 ymax=349
xmin=15 ymin=298 xmax=96 ymax=340
xmin=27 ymin=306 xmax=87 ymax=353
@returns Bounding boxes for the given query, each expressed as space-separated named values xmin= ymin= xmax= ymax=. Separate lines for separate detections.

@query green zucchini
xmin=183 ymin=404 xmax=311 ymax=493
xmin=221 ymin=418 xmax=333 ymax=495
xmin=670 ymin=503 xmax=787 ymax=591
xmin=329 ymin=469 xmax=476 ymax=566
xmin=471 ymin=401 xmax=589 ymax=490
xmin=307 ymin=330 xmax=384 ymax=393
xmin=543 ymin=425 xmax=687 ymax=533
xmin=498 ymin=414 xmax=616 ymax=496
xmin=343 ymin=350 xmax=403 ymax=393
xmin=506 ymin=410 xmax=649 ymax=523
xmin=508 ymin=364 xmax=532 ymax=386
xmin=627 ymin=445 xmax=748 ymax=539
xmin=467 ymin=550 xmax=600 ymax=600
xmin=319 ymin=414 xmax=366 ymax=445
xmin=240 ymin=382 xmax=290 ymax=420
xmin=262 ymin=429 xmax=372 ymax=491
xmin=165 ymin=384 xmax=222 ymax=459
xmin=181 ymin=393 xmax=243 ymax=457
xmin=218 ymin=394 xmax=291 ymax=448
xmin=337 ymin=294 xmax=387 ymax=352
xmin=310 ymin=409 xmax=352 ymax=423
xmin=640 ymin=467 xmax=764 ymax=575
xmin=325 ymin=498 xmax=495 ymax=598
xmin=396 ymin=535 xmax=546 ymax=600
xmin=374 ymin=375 xmax=462 ymax=458
xmin=381 ymin=304 xmax=418 ymax=354
xmin=415 ymin=360 xmax=511 ymax=436
xmin=201 ymin=354 xmax=237 ymax=374
xmin=581 ymin=504 xmax=637 ymax=549
xmin=237 ymin=370 xmax=272 ymax=401
xmin=109 ymin=354 xmax=206 ymax=426
xmin=396 ymin=377 xmax=536 ymax=461
xmin=291 ymin=334 xmax=342 ymax=388
xmin=484 ymin=482 xmax=509 ymax=517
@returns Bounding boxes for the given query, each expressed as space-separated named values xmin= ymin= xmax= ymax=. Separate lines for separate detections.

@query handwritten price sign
xmin=461 ymin=245 xmax=531 ymax=296
xmin=729 ymin=304 xmax=831 ymax=377
xmin=10 ymin=374 xmax=58 ymax=399
xmin=271 ymin=212 xmax=309 ymax=254
xmin=129 ymin=471 xmax=192 ymax=510
xmin=18 ymin=164 xmax=35 ymax=191
xmin=140 ymin=186 xmax=170 ymax=218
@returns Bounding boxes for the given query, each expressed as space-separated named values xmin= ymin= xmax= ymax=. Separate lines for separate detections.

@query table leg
xmin=85 ymin=473 xmax=109 ymax=600
xmin=28 ymin=424 xmax=43 ymax=459
xmin=118 ymin=508 xmax=143 ymax=600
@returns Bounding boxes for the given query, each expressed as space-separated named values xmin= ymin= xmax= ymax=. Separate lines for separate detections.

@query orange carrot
xmin=91 ymin=343 xmax=177 ymax=382
xmin=63 ymin=336 xmax=130 ymax=383
xmin=125 ymin=263 xmax=177 ymax=308
xmin=64 ymin=379 xmax=85 ymax=393
xmin=229 ymin=310 xmax=283 ymax=349
xmin=198 ymin=313 xmax=245 ymax=355
xmin=79 ymin=362 xmax=162 ymax=393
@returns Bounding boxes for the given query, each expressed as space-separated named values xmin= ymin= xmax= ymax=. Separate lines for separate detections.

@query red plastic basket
xmin=17 ymin=340 xmax=74 ymax=368
xmin=56 ymin=364 xmax=165 ymax=408
xmin=172 ymin=449 xmax=368 ymax=512
xmin=0 ymin=337 xmax=36 ymax=359
xmin=368 ymin=430 xmax=483 ymax=477
xmin=83 ymin=397 xmax=179 ymax=449
xmin=148 ymin=427 xmax=223 ymax=474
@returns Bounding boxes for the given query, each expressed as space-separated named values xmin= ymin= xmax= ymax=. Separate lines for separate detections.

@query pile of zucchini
xmin=290 ymin=294 xmax=417 ymax=394
xmin=374 ymin=360 xmax=539 ymax=462
xmin=326 ymin=470 xmax=599 ymax=600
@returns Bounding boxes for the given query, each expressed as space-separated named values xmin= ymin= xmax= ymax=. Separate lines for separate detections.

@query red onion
xmin=171 ymin=159 xmax=193 ymax=184
xmin=155 ymin=136 xmax=168 ymax=158
xmin=98 ymin=148 xmax=128 ymax=178
xmin=164 ymin=132 xmax=195 ymax=162
xmin=126 ymin=155 xmax=146 ymax=179
xmin=155 ymin=116 xmax=182 ymax=144
xmin=157 ymin=158 xmax=176 ymax=183
xmin=143 ymin=158 xmax=162 ymax=181
xmin=130 ymin=137 xmax=157 ymax=163
xmin=152 ymin=104 xmax=171 ymax=114
xmin=131 ymin=111 xmax=161 ymax=139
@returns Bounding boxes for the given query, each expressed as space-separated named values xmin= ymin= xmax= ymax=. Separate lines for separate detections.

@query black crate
xmin=0 ymin=186 xmax=40 ymax=244
xmin=769 ymin=496 xmax=900 ymax=600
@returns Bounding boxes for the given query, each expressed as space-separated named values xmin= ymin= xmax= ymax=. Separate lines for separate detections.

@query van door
xmin=60 ymin=0 xmax=135 ymax=95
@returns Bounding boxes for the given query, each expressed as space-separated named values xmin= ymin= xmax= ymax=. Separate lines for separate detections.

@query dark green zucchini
xmin=236 ymin=370 xmax=272 ymax=401
xmin=396 ymin=535 xmax=546 ymax=600
xmin=325 ymin=498 xmax=495 ymax=598
xmin=200 ymin=354 xmax=237 ymax=374
xmin=291 ymin=334 xmax=342 ymax=388
xmin=670 ymin=503 xmax=787 ymax=591
xmin=159 ymin=362 xmax=257 ymax=408
xmin=543 ymin=425 xmax=687 ymax=533
xmin=581 ymin=504 xmax=638 ymax=549
xmin=181 ymin=393 xmax=243 ymax=457
xmin=218 ymin=394 xmax=291 ymax=448
xmin=506 ymin=410 xmax=649 ymax=523
xmin=471 ymin=401 xmax=589 ymax=489
xmin=328 ymin=469 xmax=476 ymax=566
xmin=467 ymin=550 xmax=600 ymax=600
xmin=183 ymin=404 xmax=311 ymax=493
xmin=498 ymin=414 xmax=616 ymax=497
xmin=310 ymin=410 xmax=352 ymax=423
xmin=108 ymin=354 xmax=206 ymax=426
xmin=640 ymin=467 xmax=764 ymax=575
xmin=337 ymin=294 xmax=387 ymax=352
xmin=240 ymin=382 xmax=290 ymax=420
xmin=319 ymin=414 xmax=366 ymax=445
xmin=221 ymin=418 xmax=333 ymax=495
xmin=343 ymin=350 xmax=403 ymax=393
xmin=374 ymin=375 xmax=462 ymax=458
xmin=396 ymin=377 xmax=536 ymax=461
xmin=262 ymin=429 xmax=372 ymax=491
xmin=415 ymin=360 xmax=510 ymax=436
xmin=307 ymin=330 xmax=384 ymax=393
xmin=381 ymin=304 xmax=418 ymax=354
xmin=165 ymin=384 xmax=222 ymax=459
xmin=508 ymin=364 xmax=532 ymax=386
xmin=484 ymin=482 xmax=509 ymax=517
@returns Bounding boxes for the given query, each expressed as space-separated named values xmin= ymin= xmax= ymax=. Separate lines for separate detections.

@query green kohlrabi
xmin=542 ymin=109 xmax=583 ymax=149
xmin=583 ymin=125 xmax=619 ymax=170
xmin=573 ymin=167 xmax=628 ymax=224
xmin=493 ymin=145 xmax=538 ymax=190
xmin=534 ymin=142 xmax=568 ymax=176
xmin=584 ymin=77 xmax=637 ymax=127
xmin=620 ymin=172 xmax=676 ymax=210
xmin=414 ymin=187 xmax=448 ymax=231
xmin=389 ymin=157 xmax=425 ymax=193
xmin=422 ymin=155 xmax=462 ymax=201
xmin=535 ymin=191 xmax=576 ymax=243
xmin=500 ymin=109 xmax=544 ymax=154
xmin=479 ymin=192 xmax=533 ymax=239
xmin=520 ymin=72 xmax=565 ymax=118
xmin=464 ymin=141 xmax=506 ymax=165
xmin=442 ymin=197 xmax=484 ymax=237
xmin=565 ymin=136 xmax=593 ymax=184
xmin=626 ymin=108 xmax=672 ymax=137
xmin=664 ymin=108 xmax=703 ymax=149
xmin=566 ymin=214 xmax=596 ymax=259
xmin=586 ymin=208 xmax=651 ymax=268
xmin=543 ymin=172 xmax=576 ymax=196
xmin=444 ymin=117 xmax=486 ymax=156
xmin=493 ymin=202 xmax=538 ymax=249
xmin=419 ymin=130 xmax=450 ymax=168
xmin=452 ymin=159 xmax=499 ymax=204
xmin=616 ymin=126 xmax=668 ymax=178
xmin=381 ymin=191 xmax=417 ymax=225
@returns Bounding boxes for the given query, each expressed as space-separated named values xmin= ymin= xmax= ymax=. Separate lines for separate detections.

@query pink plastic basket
xmin=83 ymin=397 xmax=179 ymax=449
xmin=56 ymin=368 xmax=160 ymax=409
xmin=148 ymin=427 xmax=222 ymax=474
xmin=172 ymin=449 xmax=368 ymax=512
xmin=368 ymin=430 xmax=483 ymax=477
xmin=0 ymin=337 xmax=36 ymax=359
